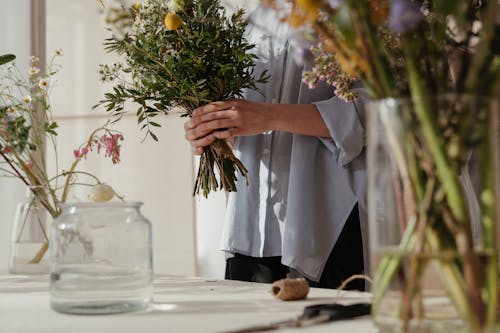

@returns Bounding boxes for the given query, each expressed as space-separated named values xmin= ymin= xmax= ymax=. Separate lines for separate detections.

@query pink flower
xmin=81 ymin=147 xmax=89 ymax=156
xmin=73 ymin=150 xmax=81 ymax=158
xmin=98 ymin=133 xmax=124 ymax=164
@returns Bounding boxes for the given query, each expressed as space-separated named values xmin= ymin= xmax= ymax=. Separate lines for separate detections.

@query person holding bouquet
xmin=184 ymin=3 xmax=367 ymax=290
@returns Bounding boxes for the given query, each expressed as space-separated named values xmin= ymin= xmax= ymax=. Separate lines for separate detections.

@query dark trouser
xmin=225 ymin=204 xmax=364 ymax=291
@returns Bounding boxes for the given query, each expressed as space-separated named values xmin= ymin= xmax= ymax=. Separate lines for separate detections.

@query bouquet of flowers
xmin=265 ymin=0 xmax=499 ymax=332
xmin=0 ymin=52 xmax=123 ymax=263
xmin=97 ymin=0 xmax=269 ymax=197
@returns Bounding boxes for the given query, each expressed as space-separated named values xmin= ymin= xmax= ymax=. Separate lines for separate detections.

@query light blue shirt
xmin=220 ymin=6 xmax=368 ymax=282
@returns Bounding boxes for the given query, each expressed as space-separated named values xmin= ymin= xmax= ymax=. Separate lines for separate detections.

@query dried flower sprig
xmin=265 ymin=1 xmax=500 ymax=332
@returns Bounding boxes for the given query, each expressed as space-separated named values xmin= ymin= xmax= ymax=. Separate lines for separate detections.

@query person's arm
xmin=312 ymin=92 xmax=367 ymax=166
xmin=184 ymin=99 xmax=330 ymax=154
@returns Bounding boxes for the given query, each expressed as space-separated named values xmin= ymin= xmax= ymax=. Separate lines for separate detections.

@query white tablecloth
xmin=0 ymin=275 xmax=377 ymax=333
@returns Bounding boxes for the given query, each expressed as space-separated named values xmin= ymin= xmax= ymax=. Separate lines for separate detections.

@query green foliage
xmin=97 ymin=0 xmax=268 ymax=196
xmin=0 ymin=54 xmax=15 ymax=66
xmin=97 ymin=0 xmax=268 ymax=140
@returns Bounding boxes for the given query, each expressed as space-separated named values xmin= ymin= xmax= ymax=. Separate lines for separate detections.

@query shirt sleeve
xmin=313 ymin=91 xmax=367 ymax=166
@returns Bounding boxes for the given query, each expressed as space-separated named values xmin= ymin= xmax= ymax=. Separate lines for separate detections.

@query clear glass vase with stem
xmin=367 ymin=95 xmax=500 ymax=333
xmin=9 ymin=186 xmax=54 ymax=274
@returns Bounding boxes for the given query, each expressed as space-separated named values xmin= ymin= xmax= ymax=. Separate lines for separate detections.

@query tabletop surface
xmin=0 ymin=274 xmax=377 ymax=333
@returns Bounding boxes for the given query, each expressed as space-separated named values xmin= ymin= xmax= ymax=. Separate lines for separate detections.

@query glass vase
xmin=367 ymin=95 xmax=500 ymax=333
xmin=50 ymin=202 xmax=153 ymax=314
xmin=9 ymin=188 xmax=52 ymax=274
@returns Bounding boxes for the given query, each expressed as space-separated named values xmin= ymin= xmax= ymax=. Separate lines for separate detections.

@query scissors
xmin=219 ymin=303 xmax=371 ymax=333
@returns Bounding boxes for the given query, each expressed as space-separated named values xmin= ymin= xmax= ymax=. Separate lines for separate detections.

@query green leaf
xmin=0 ymin=54 xmax=16 ymax=66
xmin=149 ymin=131 xmax=158 ymax=142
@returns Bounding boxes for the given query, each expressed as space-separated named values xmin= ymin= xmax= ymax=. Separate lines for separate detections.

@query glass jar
xmin=50 ymin=202 xmax=153 ymax=314
xmin=9 ymin=187 xmax=52 ymax=274
xmin=367 ymin=96 xmax=500 ymax=333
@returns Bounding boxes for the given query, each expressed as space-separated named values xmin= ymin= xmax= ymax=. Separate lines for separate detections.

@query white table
xmin=0 ymin=275 xmax=377 ymax=333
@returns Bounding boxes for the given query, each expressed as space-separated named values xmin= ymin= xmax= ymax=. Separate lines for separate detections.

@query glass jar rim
xmin=61 ymin=201 xmax=144 ymax=209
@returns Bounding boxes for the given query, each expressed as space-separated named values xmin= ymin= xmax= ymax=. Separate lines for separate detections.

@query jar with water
xmin=50 ymin=202 xmax=153 ymax=314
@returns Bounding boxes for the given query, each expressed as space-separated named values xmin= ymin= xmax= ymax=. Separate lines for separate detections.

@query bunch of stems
xmin=264 ymin=0 xmax=500 ymax=331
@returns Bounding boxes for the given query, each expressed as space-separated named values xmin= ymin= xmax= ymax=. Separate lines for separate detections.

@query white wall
xmin=0 ymin=0 xmax=238 ymax=278
xmin=45 ymin=0 xmax=197 ymax=276
xmin=0 ymin=0 xmax=31 ymax=274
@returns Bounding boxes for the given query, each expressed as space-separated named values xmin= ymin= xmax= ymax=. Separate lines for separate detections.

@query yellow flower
xmin=23 ymin=96 xmax=32 ymax=105
xmin=39 ymin=79 xmax=49 ymax=90
xmin=324 ymin=39 xmax=367 ymax=77
xmin=28 ymin=67 xmax=40 ymax=76
xmin=288 ymin=10 xmax=308 ymax=28
xmin=295 ymin=0 xmax=319 ymax=20
xmin=133 ymin=3 xmax=142 ymax=10
xmin=296 ymin=0 xmax=319 ymax=12
xmin=164 ymin=12 xmax=182 ymax=31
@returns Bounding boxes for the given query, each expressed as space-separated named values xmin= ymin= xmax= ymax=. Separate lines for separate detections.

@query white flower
xmin=28 ymin=67 xmax=40 ymax=75
xmin=38 ymin=79 xmax=49 ymax=90
xmin=23 ymin=96 xmax=32 ymax=105
xmin=8 ymin=106 xmax=15 ymax=113
xmin=30 ymin=56 xmax=40 ymax=63
xmin=88 ymin=184 xmax=115 ymax=202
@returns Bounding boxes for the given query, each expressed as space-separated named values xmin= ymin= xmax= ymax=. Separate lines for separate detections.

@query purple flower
xmin=389 ymin=0 xmax=423 ymax=34
xmin=327 ymin=0 xmax=342 ymax=9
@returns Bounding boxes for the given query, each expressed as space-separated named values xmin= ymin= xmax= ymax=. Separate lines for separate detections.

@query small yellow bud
xmin=88 ymin=184 xmax=115 ymax=202
xmin=447 ymin=136 xmax=460 ymax=158
xmin=133 ymin=3 xmax=142 ymax=10
xmin=164 ymin=12 xmax=182 ymax=31
xmin=481 ymin=189 xmax=494 ymax=207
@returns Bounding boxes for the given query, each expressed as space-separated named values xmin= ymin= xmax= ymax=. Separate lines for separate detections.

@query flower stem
xmin=404 ymin=41 xmax=485 ymax=327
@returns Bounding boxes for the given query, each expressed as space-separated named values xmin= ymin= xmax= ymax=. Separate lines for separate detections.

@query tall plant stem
xmin=404 ymin=41 xmax=484 ymax=327
xmin=403 ymin=41 xmax=467 ymax=223
xmin=480 ymin=101 xmax=499 ymax=327
xmin=425 ymin=229 xmax=480 ymax=332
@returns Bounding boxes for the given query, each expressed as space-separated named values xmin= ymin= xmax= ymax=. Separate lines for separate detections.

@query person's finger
xmin=213 ymin=129 xmax=234 ymax=140
xmin=189 ymin=109 xmax=235 ymax=128
xmin=185 ymin=126 xmax=214 ymax=141
xmin=190 ymin=133 xmax=217 ymax=149
xmin=192 ymin=101 xmax=232 ymax=117
xmin=195 ymin=118 xmax=237 ymax=133
xmin=192 ymin=99 xmax=244 ymax=117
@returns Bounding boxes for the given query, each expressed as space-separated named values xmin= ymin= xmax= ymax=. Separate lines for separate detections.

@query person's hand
xmin=184 ymin=99 xmax=273 ymax=154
